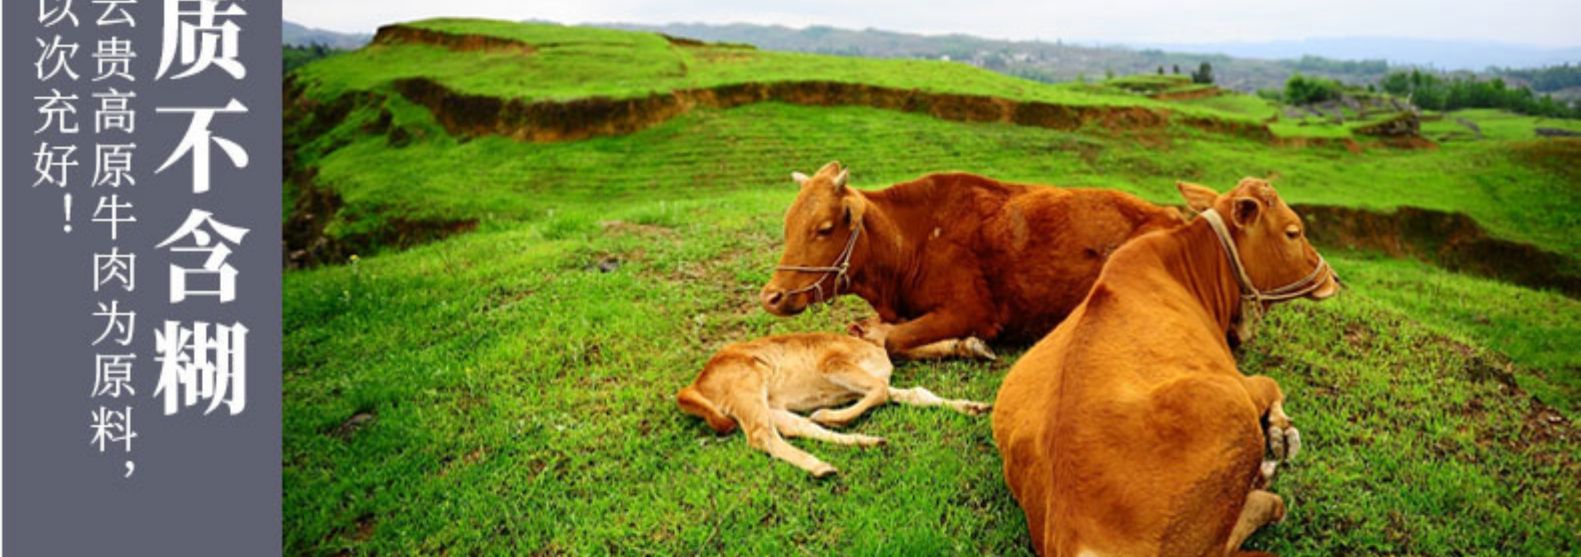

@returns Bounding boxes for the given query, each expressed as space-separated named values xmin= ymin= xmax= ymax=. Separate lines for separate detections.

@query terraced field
xmin=283 ymin=18 xmax=1580 ymax=555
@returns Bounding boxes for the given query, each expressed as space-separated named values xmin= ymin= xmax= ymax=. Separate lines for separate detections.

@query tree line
xmin=1380 ymin=69 xmax=1579 ymax=118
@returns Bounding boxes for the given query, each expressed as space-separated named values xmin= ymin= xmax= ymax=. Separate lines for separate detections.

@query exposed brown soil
xmin=1294 ymin=204 xmax=1581 ymax=297
xmin=391 ymin=76 xmax=1275 ymax=144
xmin=283 ymin=173 xmax=477 ymax=269
xmin=372 ymin=24 xmax=535 ymax=54
xmin=1352 ymin=112 xmax=1422 ymax=138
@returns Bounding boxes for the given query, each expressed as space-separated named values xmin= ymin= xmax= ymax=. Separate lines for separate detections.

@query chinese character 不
xmin=92 ymin=194 xmax=135 ymax=240
xmin=35 ymin=35 xmax=81 ymax=81
xmin=35 ymin=89 xmax=80 ymax=134
xmin=89 ymin=406 xmax=137 ymax=452
xmin=156 ymin=209 xmax=249 ymax=303
xmin=154 ymin=320 xmax=247 ymax=416
xmin=92 ymin=0 xmax=137 ymax=27
xmin=94 ymin=143 xmax=136 ymax=187
xmin=93 ymin=354 xmax=137 ymax=397
xmin=33 ymin=143 xmax=78 ymax=187
xmin=94 ymin=88 xmax=136 ymax=133
xmin=93 ymin=36 xmax=136 ymax=82
xmin=95 ymin=247 xmax=136 ymax=292
xmin=156 ymin=0 xmax=246 ymax=80
xmin=92 ymin=299 xmax=136 ymax=346
xmin=155 ymin=99 xmax=248 ymax=194
xmin=40 ymin=0 xmax=81 ymax=28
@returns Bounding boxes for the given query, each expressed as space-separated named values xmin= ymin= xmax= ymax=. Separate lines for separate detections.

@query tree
xmin=1172 ymin=64 xmax=1181 ymax=75
xmin=1191 ymin=62 xmax=1214 ymax=84
xmin=1157 ymin=66 xmax=1165 ymax=75
xmin=1284 ymin=74 xmax=1341 ymax=104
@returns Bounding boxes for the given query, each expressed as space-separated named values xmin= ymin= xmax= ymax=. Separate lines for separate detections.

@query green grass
xmin=283 ymin=193 xmax=1579 ymax=555
xmin=297 ymin=19 xmax=1200 ymax=114
xmin=283 ymin=18 xmax=1581 ymax=555
xmin=1423 ymin=108 xmax=1581 ymax=142
xmin=312 ymin=101 xmax=1581 ymax=258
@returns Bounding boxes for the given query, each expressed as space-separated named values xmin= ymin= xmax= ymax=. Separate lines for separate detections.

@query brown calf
xmin=760 ymin=162 xmax=1183 ymax=360
xmin=992 ymin=178 xmax=1339 ymax=556
xmin=677 ymin=332 xmax=990 ymax=477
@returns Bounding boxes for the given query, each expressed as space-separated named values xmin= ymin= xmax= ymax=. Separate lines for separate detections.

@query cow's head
xmin=1177 ymin=178 xmax=1340 ymax=305
xmin=760 ymin=161 xmax=865 ymax=316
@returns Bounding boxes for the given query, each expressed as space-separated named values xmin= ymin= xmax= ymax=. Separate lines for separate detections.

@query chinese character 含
xmin=94 ymin=88 xmax=136 ymax=133
xmin=89 ymin=406 xmax=137 ymax=452
xmin=93 ymin=37 xmax=137 ymax=82
xmin=35 ymin=35 xmax=81 ymax=81
xmin=94 ymin=143 xmax=137 ymax=187
xmin=154 ymin=320 xmax=248 ymax=416
xmin=95 ymin=247 xmax=136 ymax=292
xmin=156 ymin=0 xmax=246 ymax=80
xmin=33 ymin=143 xmax=78 ymax=187
xmin=34 ymin=89 xmax=80 ymax=134
xmin=93 ymin=354 xmax=137 ymax=398
xmin=92 ymin=194 xmax=135 ymax=240
xmin=92 ymin=299 xmax=136 ymax=346
xmin=156 ymin=209 xmax=248 ymax=303
xmin=155 ymin=99 xmax=248 ymax=194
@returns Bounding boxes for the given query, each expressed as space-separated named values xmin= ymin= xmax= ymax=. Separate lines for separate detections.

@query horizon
xmin=283 ymin=0 xmax=1581 ymax=50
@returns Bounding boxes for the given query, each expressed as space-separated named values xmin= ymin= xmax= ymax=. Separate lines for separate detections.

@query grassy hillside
xmin=283 ymin=18 xmax=1581 ymax=555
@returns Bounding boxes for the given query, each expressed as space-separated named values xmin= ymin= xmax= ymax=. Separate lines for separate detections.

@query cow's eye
xmin=816 ymin=223 xmax=835 ymax=236
xmin=1285 ymin=226 xmax=1301 ymax=240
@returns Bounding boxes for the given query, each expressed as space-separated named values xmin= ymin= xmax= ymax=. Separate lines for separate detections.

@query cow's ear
xmin=1232 ymin=197 xmax=1262 ymax=227
xmin=1176 ymin=181 xmax=1218 ymax=212
xmin=792 ymin=171 xmax=810 ymax=186
xmin=818 ymin=160 xmax=842 ymax=175
xmin=842 ymin=195 xmax=866 ymax=230
xmin=832 ymin=169 xmax=849 ymax=189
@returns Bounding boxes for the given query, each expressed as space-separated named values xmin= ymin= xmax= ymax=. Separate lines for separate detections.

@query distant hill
xmin=283 ymin=21 xmax=370 ymax=49
xmin=1144 ymin=37 xmax=1581 ymax=72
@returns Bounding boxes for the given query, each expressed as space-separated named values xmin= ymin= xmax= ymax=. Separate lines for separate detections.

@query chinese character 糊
xmin=154 ymin=320 xmax=248 ymax=416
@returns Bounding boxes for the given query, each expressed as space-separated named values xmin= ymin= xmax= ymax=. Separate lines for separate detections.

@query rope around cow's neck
xmin=1199 ymin=208 xmax=1331 ymax=340
xmin=775 ymin=225 xmax=862 ymax=306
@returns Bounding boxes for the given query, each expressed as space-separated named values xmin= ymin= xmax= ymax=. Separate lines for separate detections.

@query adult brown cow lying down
xmin=759 ymin=162 xmax=1183 ymax=360
xmin=992 ymin=178 xmax=1339 ymax=557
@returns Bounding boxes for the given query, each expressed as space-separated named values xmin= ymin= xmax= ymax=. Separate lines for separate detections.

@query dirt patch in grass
xmin=284 ymin=175 xmax=477 ymax=269
xmin=389 ymin=76 xmax=1274 ymax=144
xmin=330 ymin=411 xmax=376 ymax=439
xmin=1295 ymin=204 xmax=1581 ymax=298
xmin=372 ymin=24 xmax=535 ymax=54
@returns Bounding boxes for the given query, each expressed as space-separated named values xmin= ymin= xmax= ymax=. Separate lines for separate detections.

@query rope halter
xmin=773 ymin=225 xmax=861 ymax=306
xmin=1200 ymin=208 xmax=1332 ymax=339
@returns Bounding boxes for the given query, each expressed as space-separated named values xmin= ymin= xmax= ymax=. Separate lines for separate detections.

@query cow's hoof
xmin=960 ymin=337 xmax=997 ymax=361
xmin=1267 ymin=424 xmax=1301 ymax=461
xmin=854 ymin=435 xmax=887 ymax=448
xmin=959 ymin=401 xmax=993 ymax=416
xmin=810 ymin=463 xmax=838 ymax=478
xmin=1256 ymin=460 xmax=1280 ymax=488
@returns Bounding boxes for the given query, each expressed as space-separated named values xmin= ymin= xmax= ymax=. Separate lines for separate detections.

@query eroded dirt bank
xmin=1297 ymin=204 xmax=1581 ymax=298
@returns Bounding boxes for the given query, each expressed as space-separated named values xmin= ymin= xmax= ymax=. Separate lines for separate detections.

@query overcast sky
xmin=283 ymin=0 xmax=1581 ymax=48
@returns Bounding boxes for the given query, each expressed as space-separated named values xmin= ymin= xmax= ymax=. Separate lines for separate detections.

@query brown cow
xmin=992 ymin=178 xmax=1339 ymax=556
xmin=760 ymin=162 xmax=1183 ymax=360
xmin=677 ymin=332 xmax=991 ymax=477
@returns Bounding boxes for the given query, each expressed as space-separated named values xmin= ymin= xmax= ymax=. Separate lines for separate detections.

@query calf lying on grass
xmin=677 ymin=332 xmax=991 ymax=477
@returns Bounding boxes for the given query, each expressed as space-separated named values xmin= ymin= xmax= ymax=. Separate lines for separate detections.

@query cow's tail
xmin=677 ymin=385 xmax=738 ymax=434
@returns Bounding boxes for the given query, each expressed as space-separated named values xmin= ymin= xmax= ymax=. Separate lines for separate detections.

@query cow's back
xmin=979 ymin=187 xmax=1180 ymax=342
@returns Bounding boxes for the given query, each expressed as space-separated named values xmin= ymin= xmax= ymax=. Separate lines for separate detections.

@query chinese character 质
xmin=156 ymin=0 xmax=246 ymax=80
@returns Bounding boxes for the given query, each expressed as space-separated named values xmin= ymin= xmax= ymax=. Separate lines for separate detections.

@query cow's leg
xmin=808 ymin=362 xmax=889 ymax=428
xmin=774 ymin=410 xmax=885 ymax=447
xmin=1223 ymin=490 xmax=1286 ymax=556
xmin=882 ymin=310 xmax=997 ymax=361
xmin=889 ymin=386 xmax=992 ymax=416
xmin=892 ymin=337 xmax=997 ymax=361
xmin=1242 ymin=375 xmax=1300 ymax=461
xmin=728 ymin=391 xmax=836 ymax=477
